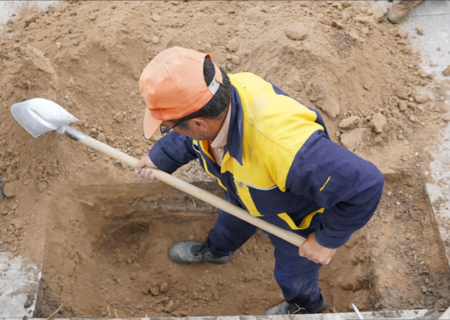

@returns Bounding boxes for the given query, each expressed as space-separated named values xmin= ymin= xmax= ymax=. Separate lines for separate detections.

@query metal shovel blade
xmin=11 ymin=98 xmax=79 ymax=138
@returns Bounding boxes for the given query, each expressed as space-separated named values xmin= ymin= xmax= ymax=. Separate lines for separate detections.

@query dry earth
xmin=0 ymin=0 xmax=449 ymax=318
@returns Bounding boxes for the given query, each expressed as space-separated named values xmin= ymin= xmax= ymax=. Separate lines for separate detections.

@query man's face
xmin=162 ymin=120 xmax=216 ymax=141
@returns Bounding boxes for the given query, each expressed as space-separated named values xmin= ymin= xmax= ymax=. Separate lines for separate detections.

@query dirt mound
xmin=0 ymin=1 xmax=449 ymax=318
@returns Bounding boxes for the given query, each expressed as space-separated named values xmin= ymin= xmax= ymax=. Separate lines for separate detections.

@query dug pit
xmin=33 ymin=181 xmax=380 ymax=318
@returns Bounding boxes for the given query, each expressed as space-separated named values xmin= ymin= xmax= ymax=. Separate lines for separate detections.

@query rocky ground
xmin=0 ymin=0 xmax=449 ymax=318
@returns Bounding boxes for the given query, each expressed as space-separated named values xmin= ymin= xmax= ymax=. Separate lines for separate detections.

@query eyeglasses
xmin=159 ymin=120 xmax=185 ymax=135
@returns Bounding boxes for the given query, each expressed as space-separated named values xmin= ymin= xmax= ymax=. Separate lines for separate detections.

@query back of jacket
xmin=149 ymin=73 xmax=384 ymax=250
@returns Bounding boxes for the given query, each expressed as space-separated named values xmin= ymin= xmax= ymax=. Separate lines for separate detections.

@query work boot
xmin=168 ymin=240 xmax=230 ymax=265
xmin=386 ymin=0 xmax=425 ymax=24
xmin=265 ymin=294 xmax=327 ymax=315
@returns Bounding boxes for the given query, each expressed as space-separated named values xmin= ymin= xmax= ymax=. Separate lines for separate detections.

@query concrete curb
xmin=0 ymin=309 xmax=446 ymax=320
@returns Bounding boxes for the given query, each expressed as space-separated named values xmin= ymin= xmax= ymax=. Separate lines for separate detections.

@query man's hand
xmin=299 ymin=233 xmax=337 ymax=265
xmin=135 ymin=156 xmax=158 ymax=181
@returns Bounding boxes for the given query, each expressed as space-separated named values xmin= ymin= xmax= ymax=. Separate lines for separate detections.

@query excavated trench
xmin=32 ymin=179 xmax=449 ymax=318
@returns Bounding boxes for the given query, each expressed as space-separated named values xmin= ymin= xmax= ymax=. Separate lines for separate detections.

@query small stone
xmin=126 ymin=258 xmax=132 ymax=264
xmin=160 ymin=282 xmax=169 ymax=293
xmin=231 ymin=55 xmax=240 ymax=65
xmin=56 ymin=42 xmax=61 ymax=49
xmin=141 ymin=287 xmax=149 ymax=295
xmin=226 ymin=38 xmax=239 ymax=52
xmin=340 ymin=128 xmax=367 ymax=151
xmin=152 ymin=36 xmax=159 ymax=44
xmin=24 ymin=13 xmax=39 ymax=27
xmin=164 ymin=300 xmax=174 ymax=313
xmin=332 ymin=2 xmax=343 ymax=10
xmin=398 ymin=101 xmax=408 ymax=111
xmin=38 ymin=181 xmax=48 ymax=193
xmin=114 ymin=113 xmax=124 ymax=123
xmin=442 ymin=114 xmax=450 ymax=122
xmin=443 ymin=65 xmax=450 ymax=77
xmin=130 ymin=273 xmax=137 ymax=280
xmin=338 ymin=116 xmax=361 ymax=130
xmin=331 ymin=21 xmax=344 ymax=29
xmin=284 ymin=22 xmax=308 ymax=41
xmin=97 ymin=133 xmax=107 ymax=144
xmin=66 ymin=77 xmax=75 ymax=88
xmin=398 ymin=29 xmax=409 ymax=39
xmin=3 ymin=181 xmax=19 ymax=198
xmin=372 ymin=8 xmax=385 ymax=23
xmin=150 ymin=286 xmax=160 ymax=296
xmin=409 ymin=115 xmax=417 ymax=123
xmin=396 ymin=91 xmax=408 ymax=100
xmin=415 ymin=28 xmax=424 ymax=35
xmin=216 ymin=18 xmax=225 ymax=25
xmin=11 ymin=219 xmax=24 ymax=230
xmin=369 ymin=113 xmax=387 ymax=133
xmin=414 ymin=94 xmax=430 ymax=104
xmin=421 ymin=286 xmax=428 ymax=293
xmin=152 ymin=14 xmax=161 ymax=22
xmin=427 ymin=74 xmax=434 ymax=79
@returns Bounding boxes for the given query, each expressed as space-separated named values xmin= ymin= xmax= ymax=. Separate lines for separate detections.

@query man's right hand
xmin=135 ymin=156 xmax=158 ymax=181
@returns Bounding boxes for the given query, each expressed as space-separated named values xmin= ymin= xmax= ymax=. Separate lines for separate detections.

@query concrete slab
xmin=0 ymin=251 xmax=42 ymax=318
xmin=426 ymin=122 xmax=450 ymax=269
xmin=0 ymin=310 xmax=446 ymax=320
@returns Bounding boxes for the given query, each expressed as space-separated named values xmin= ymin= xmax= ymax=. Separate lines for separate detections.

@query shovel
xmin=11 ymin=98 xmax=306 ymax=247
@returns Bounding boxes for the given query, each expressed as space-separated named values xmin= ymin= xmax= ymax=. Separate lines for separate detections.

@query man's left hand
xmin=298 ymin=233 xmax=337 ymax=265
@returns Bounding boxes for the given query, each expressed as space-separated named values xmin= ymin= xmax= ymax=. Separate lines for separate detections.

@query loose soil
xmin=0 ymin=1 xmax=449 ymax=318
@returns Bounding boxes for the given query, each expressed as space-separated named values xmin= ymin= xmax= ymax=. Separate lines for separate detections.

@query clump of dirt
xmin=0 ymin=0 xmax=449 ymax=318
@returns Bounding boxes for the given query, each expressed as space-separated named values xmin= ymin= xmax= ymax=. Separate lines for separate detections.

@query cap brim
xmin=143 ymin=107 xmax=163 ymax=139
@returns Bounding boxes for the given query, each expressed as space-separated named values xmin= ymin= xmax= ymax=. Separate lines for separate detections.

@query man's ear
xmin=188 ymin=118 xmax=208 ymax=132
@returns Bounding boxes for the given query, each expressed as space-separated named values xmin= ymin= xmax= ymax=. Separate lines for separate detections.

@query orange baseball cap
xmin=139 ymin=46 xmax=223 ymax=139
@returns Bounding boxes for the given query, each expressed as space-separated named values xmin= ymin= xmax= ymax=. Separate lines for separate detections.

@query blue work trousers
xmin=207 ymin=209 xmax=322 ymax=309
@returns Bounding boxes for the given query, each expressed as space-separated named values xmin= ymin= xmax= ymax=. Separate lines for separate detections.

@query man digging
xmin=135 ymin=47 xmax=384 ymax=315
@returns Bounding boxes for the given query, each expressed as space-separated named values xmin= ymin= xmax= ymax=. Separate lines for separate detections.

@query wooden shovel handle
xmin=79 ymin=136 xmax=306 ymax=247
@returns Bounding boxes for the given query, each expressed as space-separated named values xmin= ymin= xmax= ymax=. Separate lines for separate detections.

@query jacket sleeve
xmin=285 ymin=130 xmax=384 ymax=249
xmin=149 ymin=131 xmax=198 ymax=174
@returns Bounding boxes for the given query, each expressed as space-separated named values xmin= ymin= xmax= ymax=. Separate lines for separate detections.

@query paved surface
xmin=373 ymin=0 xmax=450 ymax=81
xmin=0 ymin=1 xmax=57 ymax=30
xmin=0 ymin=310 xmax=445 ymax=320
xmin=0 ymin=252 xmax=41 ymax=318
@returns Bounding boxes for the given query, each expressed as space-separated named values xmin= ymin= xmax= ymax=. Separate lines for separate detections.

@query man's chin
xmin=187 ymin=133 xmax=216 ymax=141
